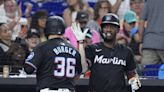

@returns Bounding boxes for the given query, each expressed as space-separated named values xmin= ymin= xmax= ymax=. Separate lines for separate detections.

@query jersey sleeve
xmin=85 ymin=45 xmax=95 ymax=65
xmin=25 ymin=46 xmax=43 ymax=70
xmin=125 ymin=47 xmax=136 ymax=72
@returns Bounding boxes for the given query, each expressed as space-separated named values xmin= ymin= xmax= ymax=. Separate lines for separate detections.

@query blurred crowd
xmin=0 ymin=0 xmax=164 ymax=78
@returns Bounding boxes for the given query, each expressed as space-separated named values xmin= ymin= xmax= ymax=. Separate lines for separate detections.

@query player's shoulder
xmin=86 ymin=42 xmax=102 ymax=50
xmin=35 ymin=41 xmax=47 ymax=48
xmin=32 ymin=41 xmax=50 ymax=52
xmin=117 ymin=44 xmax=133 ymax=53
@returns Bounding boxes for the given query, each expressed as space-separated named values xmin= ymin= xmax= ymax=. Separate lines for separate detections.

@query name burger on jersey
xmin=53 ymin=46 xmax=77 ymax=56
xmin=94 ymin=55 xmax=126 ymax=66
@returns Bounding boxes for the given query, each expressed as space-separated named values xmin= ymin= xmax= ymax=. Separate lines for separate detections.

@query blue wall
xmin=18 ymin=0 xmax=95 ymax=16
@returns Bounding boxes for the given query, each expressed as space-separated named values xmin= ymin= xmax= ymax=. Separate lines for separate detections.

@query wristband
xmin=77 ymin=40 xmax=84 ymax=44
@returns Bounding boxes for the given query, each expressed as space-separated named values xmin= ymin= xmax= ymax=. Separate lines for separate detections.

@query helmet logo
xmin=106 ymin=16 xmax=111 ymax=21
xmin=58 ymin=31 xmax=61 ymax=34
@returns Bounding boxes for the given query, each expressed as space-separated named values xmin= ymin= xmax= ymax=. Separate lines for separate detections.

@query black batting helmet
xmin=44 ymin=16 xmax=66 ymax=37
xmin=100 ymin=13 xmax=120 ymax=42
xmin=100 ymin=13 xmax=120 ymax=28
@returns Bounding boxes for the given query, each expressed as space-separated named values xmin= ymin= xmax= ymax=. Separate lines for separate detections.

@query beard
xmin=104 ymin=37 xmax=116 ymax=42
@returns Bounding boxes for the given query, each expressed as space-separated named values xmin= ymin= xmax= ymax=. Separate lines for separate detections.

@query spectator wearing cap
xmin=124 ymin=10 xmax=140 ymax=53
xmin=117 ymin=10 xmax=142 ymax=75
xmin=118 ymin=11 xmax=140 ymax=52
xmin=124 ymin=10 xmax=139 ymax=37
xmin=117 ymin=9 xmax=140 ymax=43
xmin=124 ymin=10 xmax=137 ymax=24
xmin=64 ymin=10 xmax=100 ymax=49
xmin=25 ymin=29 xmax=40 ymax=52
xmin=117 ymin=10 xmax=139 ymax=43
xmin=118 ymin=0 xmax=145 ymax=35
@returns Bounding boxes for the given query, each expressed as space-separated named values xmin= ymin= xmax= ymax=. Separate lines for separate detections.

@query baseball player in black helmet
xmin=44 ymin=16 xmax=65 ymax=38
xmin=24 ymin=16 xmax=82 ymax=92
xmin=81 ymin=13 xmax=141 ymax=92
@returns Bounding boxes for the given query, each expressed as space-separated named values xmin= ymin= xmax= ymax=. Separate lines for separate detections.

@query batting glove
xmin=71 ymin=22 xmax=89 ymax=41
xmin=128 ymin=77 xmax=141 ymax=90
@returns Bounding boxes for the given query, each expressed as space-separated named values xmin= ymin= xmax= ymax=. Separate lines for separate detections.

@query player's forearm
xmin=127 ymin=69 xmax=137 ymax=79
xmin=112 ymin=0 xmax=122 ymax=14
xmin=78 ymin=43 xmax=88 ymax=73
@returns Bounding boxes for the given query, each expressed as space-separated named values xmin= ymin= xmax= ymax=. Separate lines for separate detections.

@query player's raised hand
xmin=71 ymin=22 xmax=89 ymax=41
xmin=71 ymin=22 xmax=89 ymax=73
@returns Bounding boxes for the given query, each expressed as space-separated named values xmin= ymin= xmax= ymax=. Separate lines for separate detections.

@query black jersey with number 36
xmin=25 ymin=38 xmax=82 ymax=90
xmin=85 ymin=42 xmax=136 ymax=92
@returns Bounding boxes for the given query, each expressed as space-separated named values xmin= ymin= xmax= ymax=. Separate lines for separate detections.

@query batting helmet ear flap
xmin=44 ymin=16 xmax=66 ymax=37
